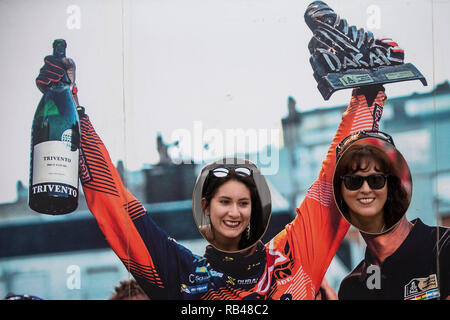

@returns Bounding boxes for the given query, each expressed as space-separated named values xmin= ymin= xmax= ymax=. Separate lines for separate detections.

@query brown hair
xmin=109 ymin=279 xmax=149 ymax=300
xmin=333 ymin=144 xmax=409 ymax=230
xmin=201 ymin=169 xmax=265 ymax=250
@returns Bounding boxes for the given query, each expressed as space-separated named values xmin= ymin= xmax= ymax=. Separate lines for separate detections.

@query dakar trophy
xmin=305 ymin=1 xmax=427 ymax=100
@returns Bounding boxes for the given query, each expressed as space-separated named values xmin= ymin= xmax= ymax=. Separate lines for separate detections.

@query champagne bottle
xmin=29 ymin=39 xmax=80 ymax=215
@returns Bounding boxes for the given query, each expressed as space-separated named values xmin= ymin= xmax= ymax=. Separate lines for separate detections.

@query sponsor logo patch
xmin=191 ymin=283 xmax=208 ymax=294
xmin=79 ymin=147 xmax=92 ymax=184
xmin=210 ymin=270 xmax=223 ymax=278
xmin=404 ymin=274 xmax=440 ymax=300
xmin=372 ymin=103 xmax=383 ymax=131
xmin=181 ymin=283 xmax=208 ymax=295
xmin=195 ymin=266 xmax=208 ymax=273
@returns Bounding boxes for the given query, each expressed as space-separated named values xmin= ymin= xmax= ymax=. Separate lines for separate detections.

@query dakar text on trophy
xmin=305 ymin=1 xmax=427 ymax=100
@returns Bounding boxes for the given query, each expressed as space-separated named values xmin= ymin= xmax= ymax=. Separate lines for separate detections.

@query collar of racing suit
xmin=204 ymin=240 xmax=266 ymax=288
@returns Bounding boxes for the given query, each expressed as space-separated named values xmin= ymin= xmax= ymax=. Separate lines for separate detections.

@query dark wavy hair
xmin=333 ymin=144 xmax=409 ymax=231
xmin=201 ymin=169 xmax=265 ymax=250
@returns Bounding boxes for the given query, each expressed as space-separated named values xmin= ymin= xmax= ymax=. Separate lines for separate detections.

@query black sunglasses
xmin=340 ymin=174 xmax=388 ymax=191
xmin=336 ymin=130 xmax=395 ymax=161
xmin=209 ymin=167 xmax=253 ymax=178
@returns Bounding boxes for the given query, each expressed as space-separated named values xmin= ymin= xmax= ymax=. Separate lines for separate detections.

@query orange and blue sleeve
xmin=78 ymin=111 xmax=195 ymax=299
xmin=274 ymin=87 xmax=387 ymax=294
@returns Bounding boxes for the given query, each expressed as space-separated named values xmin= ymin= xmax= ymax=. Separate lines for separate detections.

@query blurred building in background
xmin=0 ymin=81 xmax=449 ymax=299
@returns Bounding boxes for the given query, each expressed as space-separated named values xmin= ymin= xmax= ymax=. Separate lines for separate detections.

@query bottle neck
xmin=50 ymin=81 xmax=70 ymax=91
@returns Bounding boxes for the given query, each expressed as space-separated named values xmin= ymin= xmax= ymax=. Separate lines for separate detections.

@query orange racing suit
xmin=78 ymin=87 xmax=386 ymax=299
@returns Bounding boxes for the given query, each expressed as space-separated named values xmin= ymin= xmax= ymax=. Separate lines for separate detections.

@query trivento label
xmin=33 ymin=141 xmax=79 ymax=188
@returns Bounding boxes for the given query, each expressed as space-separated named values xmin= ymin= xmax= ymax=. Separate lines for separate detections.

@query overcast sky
xmin=0 ymin=0 xmax=449 ymax=203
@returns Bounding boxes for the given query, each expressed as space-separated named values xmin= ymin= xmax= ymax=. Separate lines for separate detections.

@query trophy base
xmin=315 ymin=63 xmax=428 ymax=100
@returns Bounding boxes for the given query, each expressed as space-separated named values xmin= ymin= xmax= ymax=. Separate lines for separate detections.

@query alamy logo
xmin=170 ymin=121 xmax=280 ymax=175
xmin=366 ymin=264 xmax=381 ymax=290
xmin=66 ymin=265 xmax=81 ymax=290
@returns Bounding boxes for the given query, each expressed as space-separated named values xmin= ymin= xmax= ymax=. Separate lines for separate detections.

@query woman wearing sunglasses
xmin=36 ymin=51 xmax=390 ymax=299
xmin=333 ymin=131 xmax=449 ymax=300
xmin=333 ymin=133 xmax=410 ymax=234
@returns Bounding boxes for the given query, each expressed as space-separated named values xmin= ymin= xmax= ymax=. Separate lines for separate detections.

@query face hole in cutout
xmin=192 ymin=158 xmax=272 ymax=253
xmin=333 ymin=138 xmax=412 ymax=235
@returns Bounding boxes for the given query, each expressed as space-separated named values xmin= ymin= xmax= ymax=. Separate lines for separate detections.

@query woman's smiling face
xmin=341 ymin=158 xmax=388 ymax=231
xmin=203 ymin=179 xmax=252 ymax=251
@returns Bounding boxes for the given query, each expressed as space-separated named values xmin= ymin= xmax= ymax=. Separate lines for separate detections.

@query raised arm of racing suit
xmin=78 ymin=107 xmax=200 ymax=299
xmin=265 ymin=85 xmax=386 ymax=298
